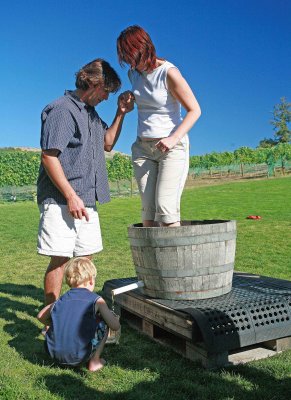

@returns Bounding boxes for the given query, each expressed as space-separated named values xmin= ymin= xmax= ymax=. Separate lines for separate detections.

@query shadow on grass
xmin=0 ymin=283 xmax=44 ymax=302
xmin=0 ymin=284 xmax=290 ymax=400
xmin=40 ymin=374 xmax=107 ymax=400
xmin=0 ymin=300 xmax=47 ymax=365
xmin=40 ymin=326 xmax=291 ymax=400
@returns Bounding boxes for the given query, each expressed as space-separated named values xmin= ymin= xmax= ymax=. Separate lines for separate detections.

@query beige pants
xmin=131 ymin=135 xmax=189 ymax=224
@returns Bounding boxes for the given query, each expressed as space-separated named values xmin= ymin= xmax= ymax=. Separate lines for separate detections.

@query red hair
xmin=117 ymin=25 xmax=157 ymax=72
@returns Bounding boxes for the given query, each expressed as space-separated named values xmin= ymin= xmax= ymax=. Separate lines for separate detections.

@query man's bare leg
xmin=41 ymin=256 xmax=69 ymax=335
xmin=44 ymin=256 xmax=69 ymax=305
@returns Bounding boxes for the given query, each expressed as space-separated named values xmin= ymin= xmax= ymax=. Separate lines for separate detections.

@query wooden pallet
xmin=104 ymin=285 xmax=291 ymax=369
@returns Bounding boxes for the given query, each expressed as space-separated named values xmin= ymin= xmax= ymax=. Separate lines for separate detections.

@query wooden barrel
xmin=127 ymin=220 xmax=236 ymax=300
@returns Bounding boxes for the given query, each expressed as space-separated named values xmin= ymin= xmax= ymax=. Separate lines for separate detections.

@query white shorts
xmin=37 ymin=204 xmax=103 ymax=258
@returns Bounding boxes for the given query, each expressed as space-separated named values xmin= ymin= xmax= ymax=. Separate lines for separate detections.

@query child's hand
xmin=96 ymin=297 xmax=121 ymax=332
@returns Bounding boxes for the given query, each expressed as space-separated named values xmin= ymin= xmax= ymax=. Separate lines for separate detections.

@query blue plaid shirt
xmin=37 ymin=90 xmax=111 ymax=206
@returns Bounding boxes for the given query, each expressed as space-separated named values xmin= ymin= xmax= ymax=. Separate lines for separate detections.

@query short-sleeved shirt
xmin=45 ymin=288 xmax=104 ymax=365
xmin=37 ymin=90 xmax=111 ymax=206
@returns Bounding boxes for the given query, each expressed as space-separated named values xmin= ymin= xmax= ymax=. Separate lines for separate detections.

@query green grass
xmin=0 ymin=177 xmax=290 ymax=400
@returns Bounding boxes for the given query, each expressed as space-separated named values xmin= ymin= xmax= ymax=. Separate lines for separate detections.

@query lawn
xmin=0 ymin=177 xmax=290 ymax=400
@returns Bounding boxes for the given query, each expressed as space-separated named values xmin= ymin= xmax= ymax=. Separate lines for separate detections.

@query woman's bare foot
xmin=87 ymin=358 xmax=106 ymax=372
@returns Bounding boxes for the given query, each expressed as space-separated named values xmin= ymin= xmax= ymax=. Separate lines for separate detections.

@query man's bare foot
xmin=87 ymin=358 xmax=106 ymax=372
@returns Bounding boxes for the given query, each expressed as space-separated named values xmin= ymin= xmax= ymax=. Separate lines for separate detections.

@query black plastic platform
xmin=103 ymin=272 xmax=291 ymax=354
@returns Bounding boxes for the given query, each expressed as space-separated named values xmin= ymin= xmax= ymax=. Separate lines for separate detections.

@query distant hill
xmin=0 ymin=147 xmax=129 ymax=159
xmin=5 ymin=147 xmax=40 ymax=152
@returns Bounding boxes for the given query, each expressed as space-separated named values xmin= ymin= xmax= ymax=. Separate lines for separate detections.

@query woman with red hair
xmin=117 ymin=25 xmax=201 ymax=227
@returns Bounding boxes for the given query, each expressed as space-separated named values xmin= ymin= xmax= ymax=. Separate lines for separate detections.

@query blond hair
xmin=64 ymin=257 xmax=97 ymax=288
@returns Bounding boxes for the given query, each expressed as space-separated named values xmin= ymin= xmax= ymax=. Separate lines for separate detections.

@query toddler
xmin=37 ymin=257 xmax=120 ymax=371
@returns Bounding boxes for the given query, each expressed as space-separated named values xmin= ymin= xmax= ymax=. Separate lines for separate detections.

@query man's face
xmin=85 ymin=85 xmax=110 ymax=106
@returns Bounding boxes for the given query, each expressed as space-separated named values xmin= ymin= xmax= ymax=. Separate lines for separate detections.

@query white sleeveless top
xmin=129 ymin=61 xmax=183 ymax=138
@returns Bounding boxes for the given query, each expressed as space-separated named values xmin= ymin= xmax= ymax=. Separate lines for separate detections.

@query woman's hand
xmin=155 ymin=136 xmax=180 ymax=153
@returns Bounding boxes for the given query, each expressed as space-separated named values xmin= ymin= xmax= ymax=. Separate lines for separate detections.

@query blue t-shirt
xmin=46 ymin=288 xmax=106 ymax=365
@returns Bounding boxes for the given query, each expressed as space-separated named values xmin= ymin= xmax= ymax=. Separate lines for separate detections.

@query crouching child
xmin=37 ymin=257 xmax=120 ymax=371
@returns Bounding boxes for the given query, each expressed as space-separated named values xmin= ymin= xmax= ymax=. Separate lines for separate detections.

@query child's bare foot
xmin=87 ymin=358 xmax=106 ymax=372
xmin=41 ymin=326 xmax=49 ymax=336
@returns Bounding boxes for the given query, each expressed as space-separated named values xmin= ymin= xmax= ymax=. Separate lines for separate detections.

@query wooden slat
xmin=115 ymin=291 xmax=193 ymax=340
xmin=263 ymin=337 xmax=291 ymax=352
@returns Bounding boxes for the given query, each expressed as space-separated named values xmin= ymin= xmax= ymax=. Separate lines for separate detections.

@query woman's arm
xmin=95 ymin=297 xmax=121 ymax=331
xmin=156 ymin=68 xmax=201 ymax=152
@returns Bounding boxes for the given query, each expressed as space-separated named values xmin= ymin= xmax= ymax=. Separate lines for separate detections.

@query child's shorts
xmin=89 ymin=320 xmax=107 ymax=358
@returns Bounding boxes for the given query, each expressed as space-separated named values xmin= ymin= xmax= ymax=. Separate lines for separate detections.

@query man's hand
xmin=117 ymin=91 xmax=135 ymax=114
xmin=67 ymin=193 xmax=89 ymax=221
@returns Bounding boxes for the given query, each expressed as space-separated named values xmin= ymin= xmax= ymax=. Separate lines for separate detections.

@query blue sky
xmin=1 ymin=0 xmax=290 ymax=156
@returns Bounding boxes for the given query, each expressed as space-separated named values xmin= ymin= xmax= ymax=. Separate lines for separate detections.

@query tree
xmin=271 ymin=97 xmax=291 ymax=143
xmin=258 ymin=137 xmax=277 ymax=148
xmin=258 ymin=98 xmax=291 ymax=148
